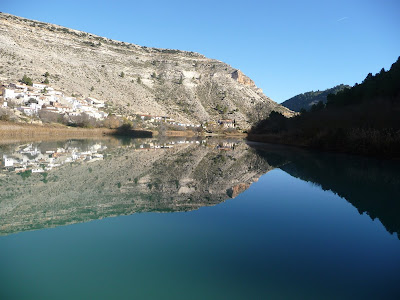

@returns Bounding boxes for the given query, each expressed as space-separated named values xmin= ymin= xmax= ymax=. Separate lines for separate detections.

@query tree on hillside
xmin=253 ymin=102 xmax=269 ymax=122
xmin=20 ymin=75 xmax=33 ymax=86
xmin=310 ymin=101 xmax=325 ymax=112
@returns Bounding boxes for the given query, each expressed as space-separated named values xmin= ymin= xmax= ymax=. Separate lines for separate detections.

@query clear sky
xmin=1 ymin=0 xmax=399 ymax=103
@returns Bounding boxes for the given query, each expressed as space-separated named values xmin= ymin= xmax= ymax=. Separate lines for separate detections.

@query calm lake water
xmin=0 ymin=137 xmax=399 ymax=299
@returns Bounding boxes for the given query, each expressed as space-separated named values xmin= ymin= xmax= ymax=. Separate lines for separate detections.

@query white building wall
xmin=33 ymin=83 xmax=46 ymax=89
xmin=2 ymin=155 xmax=14 ymax=167
xmin=4 ymin=89 xmax=15 ymax=99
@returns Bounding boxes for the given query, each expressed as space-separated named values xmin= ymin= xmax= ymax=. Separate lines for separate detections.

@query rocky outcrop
xmin=231 ymin=70 xmax=255 ymax=87
xmin=0 ymin=13 xmax=293 ymax=129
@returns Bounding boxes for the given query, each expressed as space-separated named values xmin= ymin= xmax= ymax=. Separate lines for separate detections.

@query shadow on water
xmin=249 ymin=142 xmax=400 ymax=239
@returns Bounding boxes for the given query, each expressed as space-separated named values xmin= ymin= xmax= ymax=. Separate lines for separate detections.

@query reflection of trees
xmin=253 ymin=144 xmax=400 ymax=239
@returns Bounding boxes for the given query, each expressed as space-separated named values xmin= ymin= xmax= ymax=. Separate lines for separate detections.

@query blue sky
xmin=2 ymin=0 xmax=399 ymax=103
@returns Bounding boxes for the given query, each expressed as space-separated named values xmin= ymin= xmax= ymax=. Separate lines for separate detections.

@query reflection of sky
xmin=0 ymin=169 xmax=399 ymax=299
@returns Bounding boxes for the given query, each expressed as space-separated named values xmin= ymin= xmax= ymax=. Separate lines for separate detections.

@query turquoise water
xmin=0 ymin=139 xmax=399 ymax=299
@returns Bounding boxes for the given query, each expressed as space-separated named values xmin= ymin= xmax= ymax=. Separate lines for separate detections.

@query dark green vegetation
xmin=249 ymin=57 xmax=400 ymax=158
xmin=281 ymin=84 xmax=350 ymax=112
xmin=20 ymin=74 xmax=33 ymax=86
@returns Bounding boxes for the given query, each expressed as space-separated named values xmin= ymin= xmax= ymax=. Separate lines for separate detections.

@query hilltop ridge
xmin=281 ymin=84 xmax=350 ymax=112
xmin=0 ymin=12 xmax=293 ymax=129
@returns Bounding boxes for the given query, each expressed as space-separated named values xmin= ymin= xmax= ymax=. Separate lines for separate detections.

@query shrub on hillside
xmin=20 ymin=74 xmax=33 ymax=86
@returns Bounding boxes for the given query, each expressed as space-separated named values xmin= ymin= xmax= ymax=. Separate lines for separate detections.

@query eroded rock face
xmin=0 ymin=13 xmax=293 ymax=129
xmin=231 ymin=70 xmax=255 ymax=87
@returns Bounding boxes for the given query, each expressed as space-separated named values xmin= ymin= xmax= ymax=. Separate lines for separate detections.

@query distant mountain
xmin=281 ymin=84 xmax=350 ymax=112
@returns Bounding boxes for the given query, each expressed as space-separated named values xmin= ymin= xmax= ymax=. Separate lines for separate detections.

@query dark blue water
xmin=0 ymin=139 xmax=399 ymax=299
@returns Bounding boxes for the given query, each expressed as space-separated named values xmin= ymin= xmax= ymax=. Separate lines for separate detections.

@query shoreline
xmin=0 ymin=121 xmax=247 ymax=140
xmin=246 ymin=133 xmax=400 ymax=159
xmin=0 ymin=121 xmax=113 ymax=137
xmin=0 ymin=121 xmax=153 ymax=139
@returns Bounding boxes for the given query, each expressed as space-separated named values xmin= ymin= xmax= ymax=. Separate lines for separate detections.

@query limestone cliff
xmin=231 ymin=70 xmax=255 ymax=87
xmin=0 ymin=13 xmax=293 ymax=128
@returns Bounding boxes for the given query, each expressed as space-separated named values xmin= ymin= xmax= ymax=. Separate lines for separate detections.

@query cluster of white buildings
xmin=0 ymin=82 xmax=108 ymax=121
xmin=0 ymin=80 xmax=238 ymax=132
xmin=0 ymin=143 xmax=107 ymax=174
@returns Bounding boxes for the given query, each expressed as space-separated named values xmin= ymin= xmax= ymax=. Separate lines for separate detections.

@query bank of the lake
xmin=0 ymin=121 xmax=248 ymax=140
xmin=0 ymin=121 xmax=153 ymax=139
xmin=247 ymin=129 xmax=400 ymax=159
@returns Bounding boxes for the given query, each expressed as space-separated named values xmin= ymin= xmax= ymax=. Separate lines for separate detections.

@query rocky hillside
xmin=281 ymin=84 xmax=350 ymax=112
xmin=0 ymin=13 xmax=293 ymax=129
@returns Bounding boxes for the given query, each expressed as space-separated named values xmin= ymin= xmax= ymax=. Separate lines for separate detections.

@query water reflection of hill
xmin=251 ymin=142 xmax=400 ymax=239
xmin=0 ymin=138 xmax=272 ymax=235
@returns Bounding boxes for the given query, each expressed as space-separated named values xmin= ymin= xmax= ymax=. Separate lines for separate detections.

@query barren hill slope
xmin=0 ymin=13 xmax=292 ymax=128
